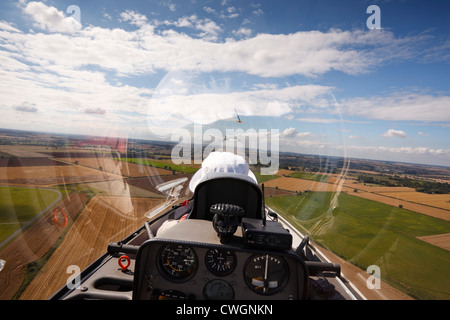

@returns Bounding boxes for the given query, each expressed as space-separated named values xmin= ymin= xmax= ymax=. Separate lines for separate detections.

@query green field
xmin=0 ymin=186 xmax=61 ymax=244
xmin=120 ymin=157 xmax=199 ymax=174
xmin=266 ymin=192 xmax=450 ymax=300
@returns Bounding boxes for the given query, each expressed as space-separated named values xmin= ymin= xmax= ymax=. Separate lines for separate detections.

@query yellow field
xmin=0 ymin=165 xmax=123 ymax=187
xmin=20 ymin=195 xmax=165 ymax=300
xmin=275 ymin=169 xmax=295 ymax=176
xmin=264 ymin=176 xmax=353 ymax=193
xmin=343 ymin=179 xmax=416 ymax=193
xmin=378 ymin=191 xmax=450 ymax=211
xmin=58 ymin=157 xmax=174 ymax=177
xmin=0 ymin=145 xmax=53 ymax=157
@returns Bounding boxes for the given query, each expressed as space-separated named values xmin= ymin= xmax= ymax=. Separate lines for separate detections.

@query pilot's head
xmin=188 ymin=151 xmax=257 ymax=193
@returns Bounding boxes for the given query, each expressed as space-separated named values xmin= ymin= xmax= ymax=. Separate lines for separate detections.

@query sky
xmin=0 ymin=0 xmax=449 ymax=166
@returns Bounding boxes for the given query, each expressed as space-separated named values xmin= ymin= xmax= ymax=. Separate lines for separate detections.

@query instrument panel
xmin=133 ymin=239 xmax=308 ymax=300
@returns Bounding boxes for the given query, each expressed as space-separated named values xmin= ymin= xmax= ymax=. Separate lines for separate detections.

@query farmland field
xmin=378 ymin=191 xmax=450 ymax=211
xmin=19 ymin=195 xmax=165 ymax=300
xmin=0 ymin=165 xmax=123 ymax=187
xmin=57 ymin=157 xmax=174 ymax=177
xmin=0 ymin=186 xmax=62 ymax=244
xmin=1 ymin=130 xmax=449 ymax=300
xmin=0 ymin=192 xmax=88 ymax=300
xmin=346 ymin=190 xmax=450 ymax=221
xmin=266 ymin=192 xmax=450 ymax=300
xmin=121 ymin=157 xmax=200 ymax=174
xmin=263 ymin=176 xmax=354 ymax=193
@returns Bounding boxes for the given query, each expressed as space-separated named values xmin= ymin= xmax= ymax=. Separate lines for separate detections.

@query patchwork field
xmin=19 ymin=195 xmax=165 ymax=300
xmin=0 ymin=165 xmax=123 ymax=187
xmin=264 ymin=174 xmax=450 ymax=222
xmin=263 ymin=176 xmax=354 ymax=193
xmin=0 ymin=193 xmax=88 ymax=300
xmin=57 ymin=157 xmax=174 ymax=177
xmin=1 ymin=136 xmax=449 ymax=300
xmin=378 ymin=191 xmax=450 ymax=211
xmin=0 ymin=186 xmax=62 ymax=244
xmin=266 ymin=192 xmax=450 ymax=300
xmin=347 ymin=191 xmax=450 ymax=221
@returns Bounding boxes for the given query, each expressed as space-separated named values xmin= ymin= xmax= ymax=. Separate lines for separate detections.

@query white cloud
xmin=203 ymin=7 xmax=216 ymax=14
xmin=120 ymin=10 xmax=148 ymax=27
xmin=280 ymin=128 xmax=311 ymax=139
xmin=382 ymin=129 xmax=407 ymax=138
xmin=146 ymin=82 xmax=334 ymax=130
xmin=233 ymin=27 xmax=252 ymax=38
xmin=13 ymin=102 xmax=38 ymax=113
xmin=9 ymin=2 xmax=435 ymax=79
xmin=344 ymin=144 xmax=450 ymax=160
xmin=1 ymin=1 xmax=448 ymax=160
xmin=23 ymin=1 xmax=81 ymax=33
xmin=341 ymin=92 xmax=450 ymax=122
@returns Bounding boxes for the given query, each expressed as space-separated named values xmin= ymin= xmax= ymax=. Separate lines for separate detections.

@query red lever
xmin=118 ymin=255 xmax=130 ymax=271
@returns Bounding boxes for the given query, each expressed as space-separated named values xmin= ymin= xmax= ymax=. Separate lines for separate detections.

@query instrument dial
xmin=205 ymin=249 xmax=237 ymax=276
xmin=158 ymin=244 xmax=198 ymax=282
xmin=244 ymin=254 xmax=289 ymax=295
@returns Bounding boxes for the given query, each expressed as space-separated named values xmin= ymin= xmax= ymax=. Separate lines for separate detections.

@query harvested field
xmin=345 ymin=190 xmax=450 ymax=221
xmin=0 ymin=145 xmax=52 ymax=158
xmin=57 ymin=157 xmax=174 ymax=177
xmin=20 ymin=196 xmax=165 ymax=300
xmin=0 ymin=157 xmax=70 ymax=167
xmin=378 ymin=191 xmax=450 ymax=211
xmin=0 ymin=193 xmax=88 ymax=300
xmin=263 ymin=176 xmax=353 ymax=193
xmin=417 ymin=233 xmax=450 ymax=251
xmin=41 ymin=151 xmax=107 ymax=158
xmin=264 ymin=187 xmax=295 ymax=197
xmin=0 ymin=165 xmax=123 ymax=187
xmin=343 ymin=179 xmax=415 ymax=193
xmin=275 ymin=169 xmax=294 ymax=176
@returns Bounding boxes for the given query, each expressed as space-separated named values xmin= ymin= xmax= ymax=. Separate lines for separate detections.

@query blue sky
xmin=0 ymin=0 xmax=449 ymax=166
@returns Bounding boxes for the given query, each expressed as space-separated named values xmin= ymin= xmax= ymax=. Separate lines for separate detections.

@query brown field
xmin=264 ymin=187 xmax=295 ymax=197
xmin=275 ymin=169 xmax=295 ymax=176
xmin=263 ymin=176 xmax=354 ymax=193
xmin=0 ymin=145 xmax=53 ymax=158
xmin=378 ymin=191 xmax=450 ymax=211
xmin=417 ymin=233 xmax=450 ymax=251
xmin=0 ymin=193 xmax=88 ymax=300
xmin=19 ymin=195 xmax=165 ymax=300
xmin=57 ymin=157 xmax=174 ymax=178
xmin=0 ymin=157 xmax=71 ymax=167
xmin=344 ymin=190 xmax=450 ymax=221
xmin=0 ymin=165 xmax=123 ymax=187
xmin=342 ymin=179 xmax=415 ymax=193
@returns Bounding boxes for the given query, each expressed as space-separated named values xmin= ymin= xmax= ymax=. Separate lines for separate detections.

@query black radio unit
xmin=241 ymin=217 xmax=293 ymax=250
